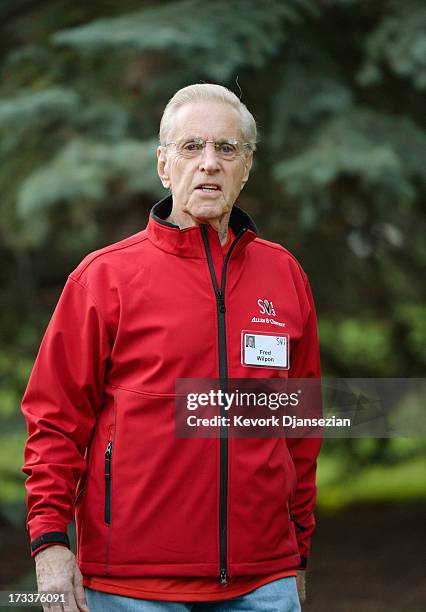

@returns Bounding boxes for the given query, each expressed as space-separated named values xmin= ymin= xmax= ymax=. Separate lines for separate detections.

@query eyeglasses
xmin=164 ymin=138 xmax=255 ymax=161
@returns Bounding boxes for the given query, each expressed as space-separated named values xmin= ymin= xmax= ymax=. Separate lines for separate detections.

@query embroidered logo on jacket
xmin=251 ymin=299 xmax=285 ymax=327
xmin=258 ymin=298 xmax=276 ymax=316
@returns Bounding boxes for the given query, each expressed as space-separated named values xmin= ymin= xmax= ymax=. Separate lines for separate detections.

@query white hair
xmin=159 ymin=83 xmax=257 ymax=151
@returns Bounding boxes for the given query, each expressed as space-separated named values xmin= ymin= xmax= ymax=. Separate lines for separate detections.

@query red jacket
xmin=22 ymin=196 xmax=321 ymax=582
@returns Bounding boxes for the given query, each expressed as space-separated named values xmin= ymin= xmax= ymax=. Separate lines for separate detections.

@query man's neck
xmin=166 ymin=210 xmax=230 ymax=246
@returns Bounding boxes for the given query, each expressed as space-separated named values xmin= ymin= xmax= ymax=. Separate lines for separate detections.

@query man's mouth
xmin=195 ymin=183 xmax=221 ymax=192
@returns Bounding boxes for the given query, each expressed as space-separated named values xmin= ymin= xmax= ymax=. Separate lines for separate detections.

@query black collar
xmin=150 ymin=195 xmax=258 ymax=236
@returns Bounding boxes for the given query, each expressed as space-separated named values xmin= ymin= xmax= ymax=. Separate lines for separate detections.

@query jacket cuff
xmin=31 ymin=531 xmax=70 ymax=557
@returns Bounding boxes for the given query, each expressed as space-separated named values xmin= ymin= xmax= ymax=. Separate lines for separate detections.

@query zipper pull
xmin=219 ymin=568 xmax=228 ymax=585
xmin=218 ymin=292 xmax=226 ymax=314
xmin=105 ymin=441 xmax=112 ymax=478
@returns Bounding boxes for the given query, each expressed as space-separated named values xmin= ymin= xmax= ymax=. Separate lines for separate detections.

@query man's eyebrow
xmin=177 ymin=136 xmax=239 ymax=142
xmin=174 ymin=134 xmax=200 ymax=142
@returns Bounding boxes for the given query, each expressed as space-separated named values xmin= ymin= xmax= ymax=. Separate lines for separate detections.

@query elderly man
xmin=22 ymin=84 xmax=321 ymax=612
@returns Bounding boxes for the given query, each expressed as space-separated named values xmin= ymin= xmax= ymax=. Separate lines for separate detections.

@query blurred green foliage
xmin=317 ymin=439 xmax=426 ymax=510
xmin=0 ymin=0 xmax=425 ymax=524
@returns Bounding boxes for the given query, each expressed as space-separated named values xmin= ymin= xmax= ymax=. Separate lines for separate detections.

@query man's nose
xmin=199 ymin=142 xmax=220 ymax=171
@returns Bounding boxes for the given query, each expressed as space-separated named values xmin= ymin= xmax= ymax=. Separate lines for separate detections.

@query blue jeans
xmin=85 ymin=576 xmax=301 ymax=611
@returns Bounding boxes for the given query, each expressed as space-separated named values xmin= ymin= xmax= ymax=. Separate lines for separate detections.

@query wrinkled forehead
xmin=169 ymin=101 xmax=243 ymax=142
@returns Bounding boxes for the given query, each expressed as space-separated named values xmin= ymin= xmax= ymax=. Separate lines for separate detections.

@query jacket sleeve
xmin=21 ymin=275 xmax=111 ymax=556
xmin=286 ymin=275 xmax=322 ymax=569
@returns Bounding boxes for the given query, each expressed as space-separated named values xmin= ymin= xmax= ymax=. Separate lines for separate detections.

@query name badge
xmin=241 ymin=330 xmax=289 ymax=369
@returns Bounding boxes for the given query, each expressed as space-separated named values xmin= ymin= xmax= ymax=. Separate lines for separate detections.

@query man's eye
xmin=218 ymin=143 xmax=237 ymax=154
xmin=182 ymin=142 xmax=201 ymax=152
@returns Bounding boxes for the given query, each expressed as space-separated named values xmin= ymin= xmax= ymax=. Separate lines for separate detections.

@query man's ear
xmin=241 ymin=152 xmax=254 ymax=189
xmin=157 ymin=146 xmax=171 ymax=189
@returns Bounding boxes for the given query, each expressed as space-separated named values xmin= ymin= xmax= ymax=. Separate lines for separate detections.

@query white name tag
xmin=241 ymin=331 xmax=289 ymax=369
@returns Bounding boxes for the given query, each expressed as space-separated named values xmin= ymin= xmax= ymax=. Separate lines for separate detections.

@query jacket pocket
xmin=103 ymin=388 xmax=218 ymax=566
xmin=104 ymin=440 xmax=113 ymax=524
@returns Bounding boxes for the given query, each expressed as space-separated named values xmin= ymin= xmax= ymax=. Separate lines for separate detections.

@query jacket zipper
xmin=104 ymin=440 xmax=113 ymax=524
xmin=105 ymin=397 xmax=117 ymax=575
xmin=200 ymin=225 xmax=244 ymax=585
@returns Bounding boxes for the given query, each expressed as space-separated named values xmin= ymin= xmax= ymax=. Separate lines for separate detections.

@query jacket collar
xmin=147 ymin=195 xmax=258 ymax=258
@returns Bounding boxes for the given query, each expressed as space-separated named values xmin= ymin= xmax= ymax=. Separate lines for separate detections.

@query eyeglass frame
xmin=162 ymin=137 xmax=256 ymax=160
